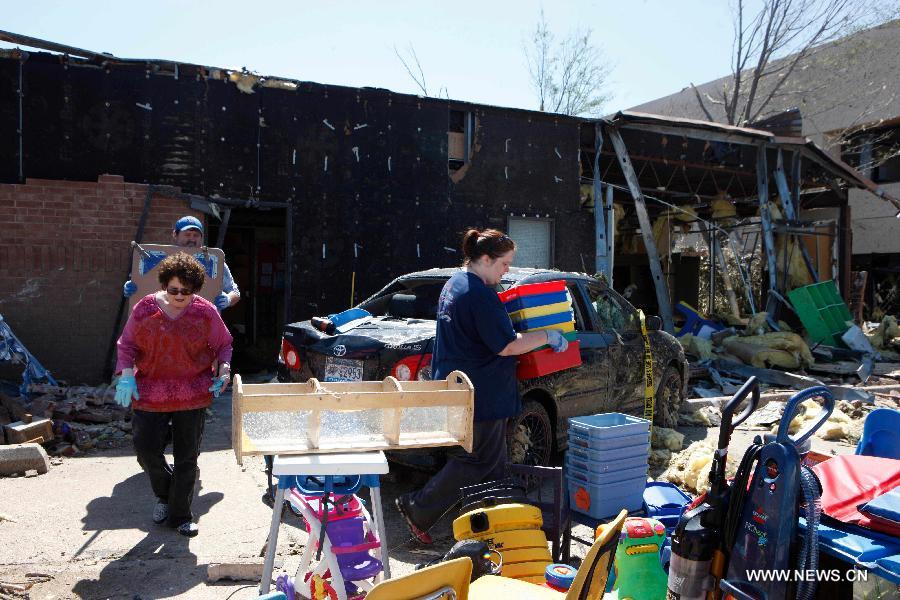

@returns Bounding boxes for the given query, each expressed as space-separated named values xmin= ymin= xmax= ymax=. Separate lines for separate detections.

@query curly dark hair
xmin=157 ymin=252 xmax=205 ymax=292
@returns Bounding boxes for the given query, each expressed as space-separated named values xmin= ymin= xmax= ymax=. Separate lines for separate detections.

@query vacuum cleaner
xmin=719 ymin=385 xmax=834 ymax=600
xmin=667 ymin=376 xmax=761 ymax=600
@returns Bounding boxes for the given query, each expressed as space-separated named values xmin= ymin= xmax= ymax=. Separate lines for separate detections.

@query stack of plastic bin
xmin=498 ymin=280 xmax=582 ymax=379
xmin=565 ymin=413 xmax=650 ymax=520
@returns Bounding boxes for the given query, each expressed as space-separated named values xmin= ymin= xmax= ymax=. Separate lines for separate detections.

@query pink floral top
xmin=116 ymin=294 xmax=233 ymax=412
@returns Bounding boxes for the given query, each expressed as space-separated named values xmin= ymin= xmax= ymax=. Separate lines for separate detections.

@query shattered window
xmin=585 ymin=286 xmax=636 ymax=332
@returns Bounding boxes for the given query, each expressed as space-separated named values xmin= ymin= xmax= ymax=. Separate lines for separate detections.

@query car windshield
xmin=359 ymin=276 xmax=515 ymax=319
xmin=359 ymin=280 xmax=447 ymax=319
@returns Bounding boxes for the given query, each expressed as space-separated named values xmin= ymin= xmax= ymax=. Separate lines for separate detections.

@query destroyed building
xmin=0 ymin=30 xmax=896 ymax=384
xmin=631 ymin=18 xmax=900 ymax=321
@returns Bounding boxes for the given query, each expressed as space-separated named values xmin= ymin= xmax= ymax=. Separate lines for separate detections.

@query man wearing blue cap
xmin=123 ymin=216 xmax=240 ymax=311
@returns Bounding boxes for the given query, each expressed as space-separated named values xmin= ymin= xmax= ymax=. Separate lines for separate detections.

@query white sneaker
xmin=152 ymin=502 xmax=169 ymax=524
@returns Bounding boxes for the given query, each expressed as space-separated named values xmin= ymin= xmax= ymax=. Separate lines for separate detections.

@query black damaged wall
xmin=0 ymin=52 xmax=595 ymax=321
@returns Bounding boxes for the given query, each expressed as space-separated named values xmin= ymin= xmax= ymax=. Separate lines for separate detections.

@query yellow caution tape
xmin=638 ymin=309 xmax=655 ymax=423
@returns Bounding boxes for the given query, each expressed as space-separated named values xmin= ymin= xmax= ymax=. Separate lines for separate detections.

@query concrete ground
xmin=0 ymin=388 xmax=863 ymax=600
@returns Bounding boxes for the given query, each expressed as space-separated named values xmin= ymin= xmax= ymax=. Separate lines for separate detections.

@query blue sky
xmin=1 ymin=0 xmax=735 ymax=112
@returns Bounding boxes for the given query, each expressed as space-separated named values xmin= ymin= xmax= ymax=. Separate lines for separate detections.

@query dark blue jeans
xmin=132 ymin=408 xmax=206 ymax=527
xmin=404 ymin=418 xmax=509 ymax=530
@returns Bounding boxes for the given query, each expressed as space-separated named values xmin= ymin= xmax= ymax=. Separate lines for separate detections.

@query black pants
xmin=132 ymin=408 xmax=206 ymax=527
xmin=405 ymin=418 xmax=508 ymax=530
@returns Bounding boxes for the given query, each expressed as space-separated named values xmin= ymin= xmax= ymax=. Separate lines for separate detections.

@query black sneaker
xmin=176 ymin=522 xmax=199 ymax=537
xmin=395 ymin=495 xmax=433 ymax=545
xmin=152 ymin=502 xmax=169 ymax=525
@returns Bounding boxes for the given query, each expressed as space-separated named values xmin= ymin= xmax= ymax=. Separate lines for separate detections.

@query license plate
xmin=323 ymin=357 xmax=364 ymax=382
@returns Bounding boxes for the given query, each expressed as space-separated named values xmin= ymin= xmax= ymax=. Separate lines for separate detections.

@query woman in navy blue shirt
xmin=395 ymin=228 xmax=568 ymax=543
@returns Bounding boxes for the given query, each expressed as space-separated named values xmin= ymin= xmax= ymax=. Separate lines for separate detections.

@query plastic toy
xmin=613 ymin=517 xmax=668 ymax=600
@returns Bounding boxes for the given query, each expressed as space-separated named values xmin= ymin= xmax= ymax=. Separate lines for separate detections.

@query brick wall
xmin=0 ymin=176 xmax=202 ymax=384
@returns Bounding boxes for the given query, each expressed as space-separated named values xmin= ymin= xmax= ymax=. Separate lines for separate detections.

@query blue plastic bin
xmin=567 ymin=437 xmax=650 ymax=463
xmin=503 ymin=291 xmax=570 ymax=313
xmin=567 ymin=475 xmax=646 ymax=520
xmin=568 ymin=428 xmax=650 ymax=452
xmin=568 ymin=413 xmax=650 ymax=439
xmin=565 ymin=459 xmax=648 ymax=485
xmin=643 ymin=481 xmax=692 ymax=530
xmin=565 ymin=452 xmax=647 ymax=476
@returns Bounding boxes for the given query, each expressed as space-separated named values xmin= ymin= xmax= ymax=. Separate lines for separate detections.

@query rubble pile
xmin=0 ymin=382 xmax=131 ymax=459
xmin=775 ymin=398 xmax=867 ymax=444
xmin=661 ymin=440 xmax=738 ymax=495
xmin=681 ymin=308 xmax=900 ymax=400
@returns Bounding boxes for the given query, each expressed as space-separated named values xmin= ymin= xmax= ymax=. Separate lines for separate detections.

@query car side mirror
xmin=645 ymin=315 xmax=663 ymax=331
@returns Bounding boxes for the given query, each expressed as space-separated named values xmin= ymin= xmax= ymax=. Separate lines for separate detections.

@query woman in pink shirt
xmin=115 ymin=252 xmax=233 ymax=537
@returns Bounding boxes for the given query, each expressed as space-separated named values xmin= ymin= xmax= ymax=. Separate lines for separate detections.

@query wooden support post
xmin=593 ymin=123 xmax=610 ymax=280
xmin=306 ymin=379 xmax=322 ymax=449
xmin=756 ymin=146 xmax=780 ymax=315
xmin=607 ymin=125 xmax=674 ymax=332
xmin=382 ymin=376 xmax=402 ymax=445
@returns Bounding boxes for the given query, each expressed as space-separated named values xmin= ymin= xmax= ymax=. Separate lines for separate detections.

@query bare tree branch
xmin=690 ymin=83 xmax=716 ymax=121
xmin=393 ymin=43 xmax=429 ymax=96
xmin=699 ymin=0 xmax=880 ymax=126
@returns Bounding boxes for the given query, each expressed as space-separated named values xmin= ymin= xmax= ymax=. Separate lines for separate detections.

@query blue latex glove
xmin=115 ymin=375 xmax=139 ymax=407
xmin=546 ymin=329 xmax=569 ymax=353
xmin=123 ymin=280 xmax=137 ymax=298
xmin=209 ymin=375 xmax=229 ymax=397
xmin=214 ymin=293 xmax=230 ymax=310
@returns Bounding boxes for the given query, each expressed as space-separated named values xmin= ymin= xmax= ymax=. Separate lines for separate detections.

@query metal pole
xmin=606 ymin=184 xmax=615 ymax=289
xmin=607 ymin=125 xmax=674 ymax=332
xmin=593 ymin=123 xmax=609 ymax=279
xmin=757 ymin=146 xmax=779 ymax=316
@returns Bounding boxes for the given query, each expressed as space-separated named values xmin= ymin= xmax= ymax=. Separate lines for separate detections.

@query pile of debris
xmin=1 ymin=382 xmax=131 ymax=458
xmin=681 ymin=308 xmax=900 ymax=400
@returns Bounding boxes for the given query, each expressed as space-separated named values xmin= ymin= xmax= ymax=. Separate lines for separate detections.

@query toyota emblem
xmin=333 ymin=345 xmax=347 ymax=357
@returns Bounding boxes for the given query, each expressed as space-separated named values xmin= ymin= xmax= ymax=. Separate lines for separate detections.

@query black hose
xmin=723 ymin=442 xmax=762 ymax=552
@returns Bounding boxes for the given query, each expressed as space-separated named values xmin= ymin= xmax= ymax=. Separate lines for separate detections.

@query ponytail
xmin=461 ymin=228 xmax=516 ymax=264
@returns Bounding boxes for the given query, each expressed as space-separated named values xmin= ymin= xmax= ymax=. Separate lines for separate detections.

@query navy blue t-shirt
xmin=431 ymin=271 xmax=519 ymax=422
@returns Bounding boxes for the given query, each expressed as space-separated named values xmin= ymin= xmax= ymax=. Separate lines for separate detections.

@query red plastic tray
xmin=499 ymin=280 xmax=566 ymax=303
xmin=516 ymin=340 xmax=582 ymax=380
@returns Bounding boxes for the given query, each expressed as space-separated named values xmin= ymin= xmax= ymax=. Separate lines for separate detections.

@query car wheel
xmin=655 ymin=365 xmax=683 ymax=429
xmin=507 ymin=399 xmax=553 ymax=466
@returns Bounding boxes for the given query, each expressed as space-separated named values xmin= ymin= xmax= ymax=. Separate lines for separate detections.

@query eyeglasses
xmin=166 ymin=287 xmax=194 ymax=296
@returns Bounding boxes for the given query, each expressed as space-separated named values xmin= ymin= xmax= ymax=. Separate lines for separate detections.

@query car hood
xmin=284 ymin=316 xmax=437 ymax=358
